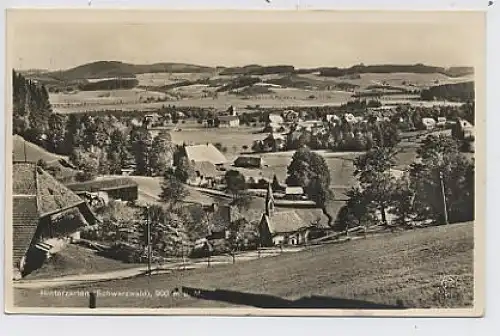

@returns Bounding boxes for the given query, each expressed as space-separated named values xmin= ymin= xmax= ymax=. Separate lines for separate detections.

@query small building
xmin=268 ymin=113 xmax=284 ymax=124
xmin=233 ymin=156 xmax=264 ymax=169
xmin=66 ymin=177 xmax=139 ymax=202
xmin=285 ymin=187 xmax=304 ymax=196
xmin=436 ymin=117 xmax=447 ymax=128
xmin=421 ymin=117 xmax=436 ymax=130
xmin=218 ymin=115 xmax=240 ymax=128
xmin=184 ymin=143 xmax=228 ymax=166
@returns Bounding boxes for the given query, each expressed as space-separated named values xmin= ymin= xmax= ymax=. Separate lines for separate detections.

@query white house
xmin=421 ymin=118 xmax=436 ymax=130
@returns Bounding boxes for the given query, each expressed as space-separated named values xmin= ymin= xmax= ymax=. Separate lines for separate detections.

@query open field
xmin=14 ymin=222 xmax=474 ymax=308
xmin=47 ymin=71 xmax=471 ymax=114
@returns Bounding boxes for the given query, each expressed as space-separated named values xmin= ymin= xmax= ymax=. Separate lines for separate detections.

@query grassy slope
xmin=14 ymin=223 xmax=474 ymax=308
xmin=23 ymin=244 xmax=141 ymax=280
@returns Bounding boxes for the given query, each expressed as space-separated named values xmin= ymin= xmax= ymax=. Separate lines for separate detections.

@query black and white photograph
xmin=4 ymin=9 xmax=485 ymax=316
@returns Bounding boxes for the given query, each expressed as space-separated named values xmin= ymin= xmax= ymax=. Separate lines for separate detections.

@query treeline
xmin=12 ymin=70 xmax=53 ymax=144
xmin=318 ymin=64 xmax=474 ymax=78
xmin=216 ymin=76 xmax=261 ymax=92
xmin=336 ymin=134 xmax=474 ymax=231
xmin=220 ymin=65 xmax=295 ymax=76
xmin=420 ymin=81 xmax=474 ymax=102
xmin=78 ymin=78 xmax=139 ymax=91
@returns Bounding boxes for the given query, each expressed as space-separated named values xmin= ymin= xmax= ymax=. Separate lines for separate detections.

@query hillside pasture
xmin=14 ymin=222 xmax=474 ymax=308
xmin=135 ymin=72 xmax=213 ymax=87
xmin=302 ymin=72 xmax=474 ymax=91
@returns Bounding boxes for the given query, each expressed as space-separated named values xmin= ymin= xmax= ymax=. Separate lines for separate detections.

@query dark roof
xmin=263 ymin=211 xmax=306 ymax=234
xmin=12 ymin=196 xmax=39 ymax=267
xmin=193 ymin=161 xmax=219 ymax=178
xmin=66 ymin=177 xmax=138 ymax=193
xmin=234 ymin=156 xmax=263 ymax=167
xmin=218 ymin=115 xmax=240 ymax=122
xmin=13 ymin=162 xmax=85 ymax=217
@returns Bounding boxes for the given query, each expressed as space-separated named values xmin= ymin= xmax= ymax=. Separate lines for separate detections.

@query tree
xmin=224 ymin=170 xmax=247 ymax=198
xmin=129 ymin=126 xmax=153 ymax=176
xmin=286 ymin=147 xmax=335 ymax=227
xmin=71 ymin=149 xmax=99 ymax=182
xmin=409 ymin=135 xmax=474 ymax=224
xmin=107 ymin=129 xmax=128 ymax=175
xmin=226 ymin=218 xmax=244 ymax=264
xmin=159 ymin=173 xmax=188 ymax=209
xmin=149 ymin=131 xmax=174 ymax=176
xmin=174 ymin=156 xmax=195 ymax=183
xmin=389 ymin=173 xmax=415 ymax=227
xmin=47 ymin=113 xmax=67 ymax=154
xmin=306 ymin=176 xmax=335 ymax=227
xmin=271 ymin=174 xmax=282 ymax=191
xmin=353 ymin=146 xmax=398 ymax=226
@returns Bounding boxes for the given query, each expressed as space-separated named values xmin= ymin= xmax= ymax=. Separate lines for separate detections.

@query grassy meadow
xmin=14 ymin=222 xmax=474 ymax=308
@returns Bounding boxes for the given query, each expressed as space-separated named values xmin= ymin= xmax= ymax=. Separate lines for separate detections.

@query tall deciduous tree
xmin=224 ymin=170 xmax=247 ymax=198
xmin=409 ymin=134 xmax=474 ymax=224
xmin=353 ymin=146 xmax=398 ymax=226
xmin=286 ymin=147 xmax=335 ymax=227
xmin=149 ymin=131 xmax=174 ymax=176
xmin=129 ymin=125 xmax=153 ymax=176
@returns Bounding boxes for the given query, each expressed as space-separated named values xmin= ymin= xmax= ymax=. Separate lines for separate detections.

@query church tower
xmin=265 ymin=182 xmax=275 ymax=216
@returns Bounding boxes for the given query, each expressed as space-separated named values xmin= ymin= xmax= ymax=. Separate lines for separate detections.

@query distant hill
xmin=318 ymin=64 xmax=474 ymax=78
xmin=43 ymin=61 xmax=217 ymax=81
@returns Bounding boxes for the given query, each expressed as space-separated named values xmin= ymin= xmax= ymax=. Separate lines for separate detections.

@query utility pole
xmin=439 ymin=171 xmax=449 ymax=225
xmin=146 ymin=205 xmax=152 ymax=275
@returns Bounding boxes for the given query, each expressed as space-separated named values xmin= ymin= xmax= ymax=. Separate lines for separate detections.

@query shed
xmin=233 ymin=156 xmax=264 ymax=168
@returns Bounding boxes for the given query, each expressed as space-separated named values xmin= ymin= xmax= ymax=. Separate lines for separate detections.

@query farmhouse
xmin=218 ymin=115 xmax=240 ymax=128
xmin=12 ymin=162 xmax=98 ymax=278
xmin=184 ymin=143 xmax=228 ymax=166
xmin=258 ymin=184 xmax=310 ymax=247
xmin=189 ymin=161 xmax=219 ymax=187
xmin=66 ymin=177 xmax=139 ymax=203
xmin=233 ymin=156 xmax=264 ymax=169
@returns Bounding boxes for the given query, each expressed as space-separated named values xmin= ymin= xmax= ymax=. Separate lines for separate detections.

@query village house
xmin=436 ymin=117 xmax=447 ymax=128
xmin=452 ymin=119 xmax=475 ymax=141
xmin=184 ymin=143 xmax=228 ymax=167
xmin=66 ymin=177 xmax=139 ymax=203
xmin=258 ymin=184 xmax=311 ymax=247
xmin=263 ymin=133 xmax=286 ymax=151
xmin=233 ymin=156 xmax=265 ymax=169
xmin=218 ymin=115 xmax=240 ymax=128
xmin=12 ymin=162 xmax=99 ymax=279
xmin=421 ymin=117 xmax=437 ymax=130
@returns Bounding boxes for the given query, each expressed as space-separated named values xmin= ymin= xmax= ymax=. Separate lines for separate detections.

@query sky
xmin=7 ymin=10 xmax=485 ymax=71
